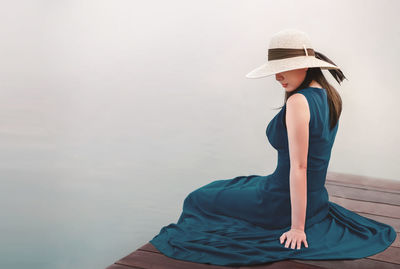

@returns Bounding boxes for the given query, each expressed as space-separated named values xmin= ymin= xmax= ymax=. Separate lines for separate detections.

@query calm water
xmin=1 ymin=84 xmax=276 ymax=269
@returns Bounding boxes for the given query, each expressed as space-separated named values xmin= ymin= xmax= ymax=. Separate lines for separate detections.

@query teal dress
xmin=149 ymin=87 xmax=396 ymax=266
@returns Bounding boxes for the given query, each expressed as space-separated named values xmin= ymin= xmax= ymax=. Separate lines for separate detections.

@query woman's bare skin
xmin=274 ymin=68 xmax=313 ymax=250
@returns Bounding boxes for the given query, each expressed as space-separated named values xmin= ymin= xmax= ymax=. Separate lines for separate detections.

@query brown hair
xmin=280 ymin=67 xmax=347 ymax=130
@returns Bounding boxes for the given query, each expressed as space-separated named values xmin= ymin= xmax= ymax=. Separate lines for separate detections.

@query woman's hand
xmin=280 ymin=228 xmax=309 ymax=250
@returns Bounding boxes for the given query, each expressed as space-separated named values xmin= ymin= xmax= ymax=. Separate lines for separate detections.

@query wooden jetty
xmin=106 ymin=171 xmax=400 ymax=269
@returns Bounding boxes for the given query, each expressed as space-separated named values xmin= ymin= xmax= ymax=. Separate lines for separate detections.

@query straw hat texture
xmin=246 ymin=29 xmax=341 ymax=79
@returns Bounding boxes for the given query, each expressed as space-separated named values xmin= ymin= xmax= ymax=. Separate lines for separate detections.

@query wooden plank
xmin=326 ymin=172 xmax=400 ymax=193
xmin=139 ymin=242 xmax=160 ymax=252
xmin=326 ymin=181 xmax=400 ymax=195
xmin=293 ymin=258 xmax=400 ymax=269
xmin=368 ymin=246 xmax=400 ymax=264
xmin=393 ymin=233 xmax=400 ymax=248
xmin=140 ymin=242 xmax=400 ymax=268
xmin=329 ymin=196 xmax=400 ymax=218
xmin=116 ymin=248 xmax=238 ymax=269
xmin=140 ymin=243 xmax=324 ymax=268
xmin=106 ymin=264 xmax=142 ymax=269
xmin=114 ymin=244 xmax=399 ymax=269
xmin=349 ymin=212 xmax=400 ymax=232
xmin=326 ymin=182 xmax=400 ymax=206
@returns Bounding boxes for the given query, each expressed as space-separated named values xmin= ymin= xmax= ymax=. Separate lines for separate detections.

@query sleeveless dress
xmin=149 ymin=86 xmax=397 ymax=266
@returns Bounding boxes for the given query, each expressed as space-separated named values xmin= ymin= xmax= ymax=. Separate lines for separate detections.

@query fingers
xmin=285 ymin=238 xmax=291 ymax=248
xmin=296 ymin=240 xmax=301 ymax=250
xmin=280 ymin=234 xmax=309 ymax=249
xmin=291 ymin=239 xmax=297 ymax=249
xmin=284 ymin=237 xmax=295 ymax=249
xmin=280 ymin=233 xmax=286 ymax=244
xmin=293 ymin=238 xmax=300 ymax=249
xmin=280 ymin=233 xmax=291 ymax=248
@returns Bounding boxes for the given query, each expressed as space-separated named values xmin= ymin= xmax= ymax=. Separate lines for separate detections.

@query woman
xmin=149 ymin=29 xmax=396 ymax=266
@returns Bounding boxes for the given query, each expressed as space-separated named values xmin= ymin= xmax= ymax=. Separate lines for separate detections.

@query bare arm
xmin=285 ymin=93 xmax=310 ymax=231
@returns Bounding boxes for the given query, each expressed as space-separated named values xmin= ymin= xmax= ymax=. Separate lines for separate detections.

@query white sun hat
xmin=246 ymin=29 xmax=343 ymax=79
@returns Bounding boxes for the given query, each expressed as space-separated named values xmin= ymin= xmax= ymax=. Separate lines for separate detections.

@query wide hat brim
xmin=245 ymin=55 xmax=340 ymax=79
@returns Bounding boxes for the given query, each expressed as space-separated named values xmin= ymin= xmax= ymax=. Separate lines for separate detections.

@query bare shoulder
xmin=286 ymin=93 xmax=308 ymax=109
xmin=286 ymin=93 xmax=310 ymax=122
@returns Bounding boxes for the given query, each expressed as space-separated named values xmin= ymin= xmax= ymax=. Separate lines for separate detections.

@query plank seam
xmin=115 ymin=262 xmax=147 ymax=269
xmin=329 ymin=195 xmax=400 ymax=208
xmin=326 ymin=182 xmax=400 ymax=195
xmin=365 ymin=257 xmax=400 ymax=265
xmin=352 ymin=210 xmax=400 ymax=220
xmin=138 ymin=248 xmax=161 ymax=254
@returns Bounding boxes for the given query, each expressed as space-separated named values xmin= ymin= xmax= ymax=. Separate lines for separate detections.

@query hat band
xmin=267 ymin=47 xmax=347 ymax=85
xmin=268 ymin=48 xmax=315 ymax=61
